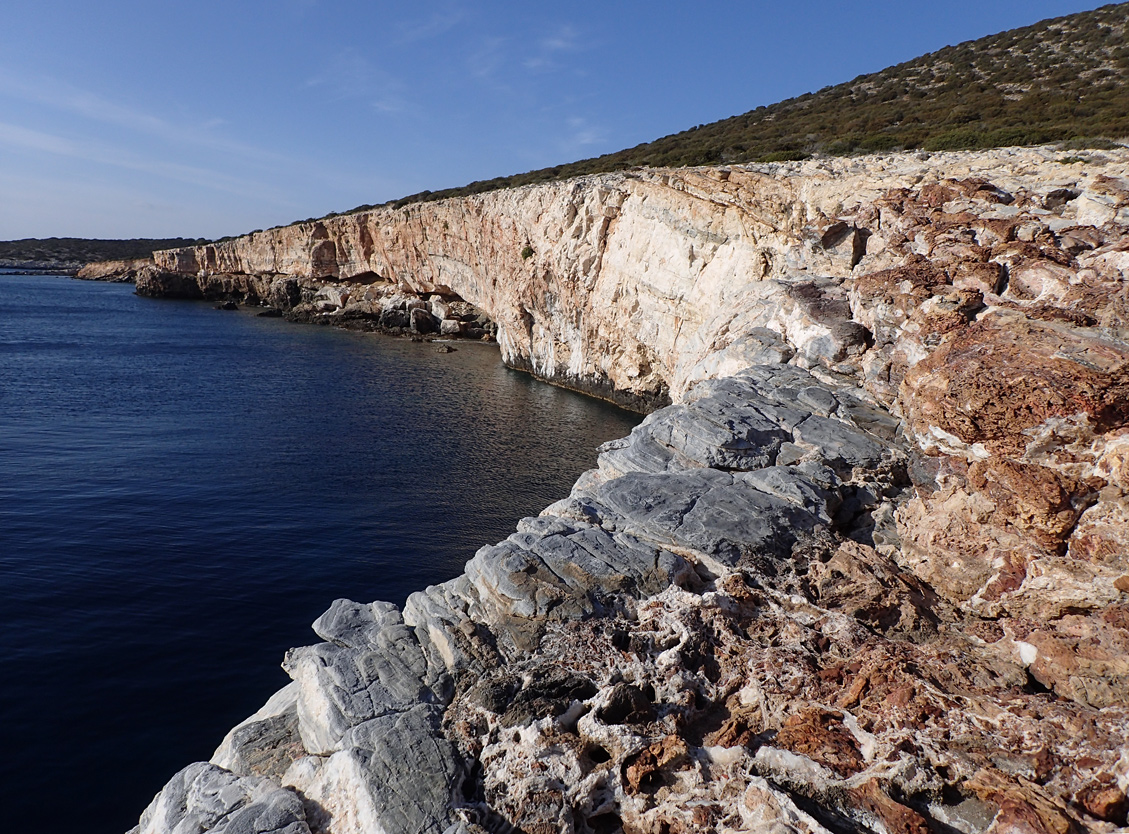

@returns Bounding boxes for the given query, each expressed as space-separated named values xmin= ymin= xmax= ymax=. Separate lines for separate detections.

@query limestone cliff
xmin=132 ymin=146 xmax=1129 ymax=834
xmin=76 ymin=257 xmax=152 ymax=282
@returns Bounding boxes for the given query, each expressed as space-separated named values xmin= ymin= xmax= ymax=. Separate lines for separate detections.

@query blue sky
xmin=0 ymin=0 xmax=1109 ymax=239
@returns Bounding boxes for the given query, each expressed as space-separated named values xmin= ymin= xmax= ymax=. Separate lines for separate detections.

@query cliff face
xmin=75 ymin=257 xmax=152 ymax=282
xmin=143 ymin=158 xmax=914 ymax=406
xmin=133 ymin=147 xmax=1129 ymax=834
xmin=149 ymin=148 xmax=1129 ymax=410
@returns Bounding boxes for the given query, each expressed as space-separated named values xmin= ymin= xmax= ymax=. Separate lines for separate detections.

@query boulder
xmin=410 ymin=307 xmax=436 ymax=334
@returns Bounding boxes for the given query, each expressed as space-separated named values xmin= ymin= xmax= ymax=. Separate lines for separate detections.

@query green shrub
xmin=858 ymin=133 xmax=902 ymax=151
xmin=923 ymin=128 xmax=986 ymax=151
xmin=825 ymin=138 xmax=860 ymax=155
xmin=1060 ymin=136 xmax=1123 ymax=150
xmin=754 ymin=150 xmax=811 ymax=163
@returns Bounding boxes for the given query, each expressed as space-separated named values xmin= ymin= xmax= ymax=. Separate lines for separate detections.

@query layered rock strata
xmin=133 ymin=146 xmax=1129 ymax=834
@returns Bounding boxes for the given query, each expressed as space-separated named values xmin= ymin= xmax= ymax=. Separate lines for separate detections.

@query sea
xmin=0 ymin=272 xmax=640 ymax=833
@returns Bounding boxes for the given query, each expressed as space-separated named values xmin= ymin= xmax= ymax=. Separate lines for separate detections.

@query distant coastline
xmin=0 ymin=264 xmax=79 ymax=275
xmin=0 ymin=238 xmax=205 ymax=276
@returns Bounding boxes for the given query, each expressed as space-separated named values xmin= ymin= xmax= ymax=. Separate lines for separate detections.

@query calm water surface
xmin=0 ymin=273 xmax=639 ymax=833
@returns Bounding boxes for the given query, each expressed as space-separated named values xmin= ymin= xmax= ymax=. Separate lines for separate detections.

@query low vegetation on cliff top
xmin=0 ymin=237 xmax=208 ymax=269
xmin=333 ymin=2 xmax=1129 ymax=214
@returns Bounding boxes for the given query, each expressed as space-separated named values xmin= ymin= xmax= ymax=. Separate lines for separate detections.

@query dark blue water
xmin=0 ymin=273 xmax=638 ymax=833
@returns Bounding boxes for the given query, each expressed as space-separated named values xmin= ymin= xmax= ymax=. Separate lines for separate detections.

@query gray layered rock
xmin=463 ymin=517 xmax=694 ymax=654
xmin=582 ymin=467 xmax=832 ymax=569
xmin=554 ymin=366 xmax=904 ymax=575
xmin=285 ymin=704 xmax=464 ymax=834
xmin=282 ymin=602 xmax=442 ymax=755
xmin=212 ymin=684 xmax=304 ymax=781
xmin=129 ymin=763 xmax=311 ymax=834
xmin=590 ymin=365 xmax=900 ymax=480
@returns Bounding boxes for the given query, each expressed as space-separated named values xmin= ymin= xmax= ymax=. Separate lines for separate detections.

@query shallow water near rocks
xmin=0 ymin=273 xmax=639 ymax=834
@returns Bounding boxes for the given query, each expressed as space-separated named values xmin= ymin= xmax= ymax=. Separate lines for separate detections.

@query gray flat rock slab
xmin=131 ymin=762 xmax=309 ymax=834
xmin=593 ymin=467 xmax=833 ymax=566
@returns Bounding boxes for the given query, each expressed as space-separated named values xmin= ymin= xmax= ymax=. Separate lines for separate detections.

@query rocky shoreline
xmin=126 ymin=146 xmax=1129 ymax=834
xmin=133 ymin=268 xmax=500 ymax=345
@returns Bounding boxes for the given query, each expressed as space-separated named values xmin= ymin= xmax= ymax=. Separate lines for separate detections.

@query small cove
xmin=0 ymin=273 xmax=640 ymax=833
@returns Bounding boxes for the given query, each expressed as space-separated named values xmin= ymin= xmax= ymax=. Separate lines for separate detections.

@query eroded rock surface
xmin=132 ymin=267 xmax=498 ymax=343
xmin=75 ymin=257 xmax=153 ymax=282
xmin=132 ymin=147 xmax=1129 ymax=834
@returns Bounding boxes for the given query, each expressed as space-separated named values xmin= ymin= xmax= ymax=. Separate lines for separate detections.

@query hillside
xmin=0 ymin=237 xmax=208 ymax=272
xmin=340 ymin=2 xmax=1129 ymax=213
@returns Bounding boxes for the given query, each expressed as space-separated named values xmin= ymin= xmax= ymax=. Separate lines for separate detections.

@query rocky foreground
xmin=130 ymin=147 xmax=1129 ymax=834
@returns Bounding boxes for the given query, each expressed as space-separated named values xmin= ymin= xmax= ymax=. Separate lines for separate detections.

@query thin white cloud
xmin=0 ymin=67 xmax=296 ymax=167
xmin=0 ymin=167 xmax=258 ymax=239
xmin=0 ymin=122 xmax=73 ymax=156
xmin=523 ymin=24 xmax=581 ymax=71
xmin=542 ymin=25 xmax=580 ymax=54
xmin=468 ymin=37 xmax=508 ymax=79
xmin=392 ymin=6 xmax=468 ymax=45
xmin=565 ymin=116 xmax=603 ymax=148
xmin=302 ymin=49 xmax=409 ymax=114
xmin=0 ymin=121 xmax=287 ymax=201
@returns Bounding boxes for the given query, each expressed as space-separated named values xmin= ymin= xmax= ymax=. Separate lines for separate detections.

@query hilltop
xmin=333 ymin=2 xmax=1129 ymax=214
xmin=0 ymin=237 xmax=208 ymax=273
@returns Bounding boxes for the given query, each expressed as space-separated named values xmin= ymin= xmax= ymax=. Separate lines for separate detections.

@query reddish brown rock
xmin=851 ymin=254 xmax=951 ymax=343
xmin=1075 ymin=775 xmax=1129 ymax=826
xmin=805 ymin=540 xmax=942 ymax=634
xmin=623 ymin=736 xmax=690 ymax=794
xmin=902 ymin=312 xmax=1129 ymax=457
xmin=968 ymin=460 xmax=1089 ymax=552
xmin=966 ymin=769 xmax=1079 ymax=834
xmin=1025 ymin=618 xmax=1129 ymax=708
xmin=773 ymin=708 xmax=864 ymax=777
xmin=849 ymin=779 xmax=932 ymax=834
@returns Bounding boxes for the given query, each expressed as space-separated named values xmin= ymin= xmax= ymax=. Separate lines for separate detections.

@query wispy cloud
xmin=0 ymin=166 xmax=274 ymax=239
xmin=523 ymin=24 xmax=581 ymax=71
xmin=557 ymin=115 xmax=609 ymax=156
xmin=564 ymin=116 xmax=603 ymax=149
xmin=392 ymin=5 xmax=468 ymax=46
xmin=0 ymin=67 xmax=295 ymax=167
xmin=303 ymin=49 xmax=409 ymax=114
xmin=0 ymin=121 xmax=286 ymax=200
xmin=468 ymin=36 xmax=508 ymax=80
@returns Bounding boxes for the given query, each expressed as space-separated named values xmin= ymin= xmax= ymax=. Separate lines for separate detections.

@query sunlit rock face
xmin=133 ymin=147 xmax=1129 ymax=834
